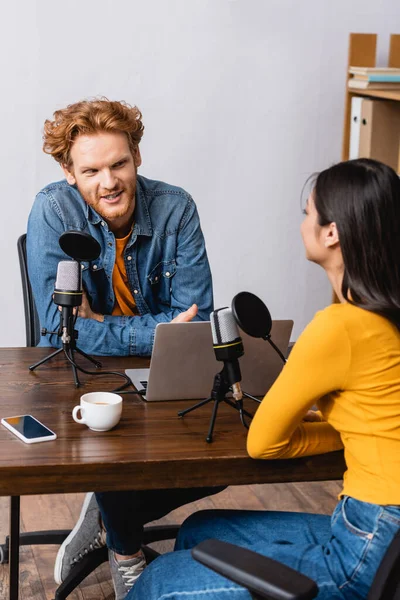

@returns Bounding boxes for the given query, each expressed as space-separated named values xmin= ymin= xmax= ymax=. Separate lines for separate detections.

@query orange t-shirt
xmin=111 ymin=229 xmax=138 ymax=316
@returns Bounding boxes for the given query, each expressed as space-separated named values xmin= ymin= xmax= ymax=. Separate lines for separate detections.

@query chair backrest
xmin=368 ymin=530 xmax=400 ymax=600
xmin=17 ymin=234 xmax=40 ymax=347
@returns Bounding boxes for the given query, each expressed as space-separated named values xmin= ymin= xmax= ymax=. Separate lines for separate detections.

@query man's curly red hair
xmin=43 ymin=98 xmax=144 ymax=166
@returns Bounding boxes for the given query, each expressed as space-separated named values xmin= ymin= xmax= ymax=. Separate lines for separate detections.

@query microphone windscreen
xmin=210 ymin=308 xmax=241 ymax=345
xmin=55 ymin=260 xmax=81 ymax=291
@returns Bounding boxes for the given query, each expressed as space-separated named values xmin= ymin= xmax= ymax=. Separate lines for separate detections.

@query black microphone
xmin=232 ymin=292 xmax=287 ymax=364
xmin=210 ymin=308 xmax=244 ymax=401
xmin=53 ymin=260 xmax=82 ymax=346
xmin=31 ymin=232 xmax=110 ymax=388
xmin=53 ymin=230 xmax=101 ymax=348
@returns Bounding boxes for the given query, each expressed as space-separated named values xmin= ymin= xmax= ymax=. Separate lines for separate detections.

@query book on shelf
xmin=348 ymin=78 xmax=400 ymax=90
xmin=349 ymin=66 xmax=400 ymax=76
xmin=353 ymin=74 xmax=400 ymax=82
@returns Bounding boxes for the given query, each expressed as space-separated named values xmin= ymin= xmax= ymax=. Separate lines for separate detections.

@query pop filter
xmin=59 ymin=231 xmax=101 ymax=262
xmin=231 ymin=291 xmax=272 ymax=339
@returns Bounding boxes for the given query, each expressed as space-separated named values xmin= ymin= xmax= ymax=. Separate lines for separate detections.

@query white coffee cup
xmin=72 ymin=392 xmax=123 ymax=432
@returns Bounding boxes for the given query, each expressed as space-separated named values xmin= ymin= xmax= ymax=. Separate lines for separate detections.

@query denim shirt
xmin=26 ymin=175 xmax=213 ymax=356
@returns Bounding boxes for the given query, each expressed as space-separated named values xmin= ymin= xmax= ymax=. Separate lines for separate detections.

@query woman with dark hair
xmin=129 ymin=159 xmax=400 ymax=600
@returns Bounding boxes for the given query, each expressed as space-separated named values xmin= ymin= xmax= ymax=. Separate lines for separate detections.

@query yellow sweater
xmin=247 ymin=303 xmax=400 ymax=505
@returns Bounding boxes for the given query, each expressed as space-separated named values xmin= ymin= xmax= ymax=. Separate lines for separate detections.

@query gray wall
xmin=1 ymin=0 xmax=398 ymax=346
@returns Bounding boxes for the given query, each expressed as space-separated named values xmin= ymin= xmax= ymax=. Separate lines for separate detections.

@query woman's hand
xmin=302 ymin=410 xmax=323 ymax=422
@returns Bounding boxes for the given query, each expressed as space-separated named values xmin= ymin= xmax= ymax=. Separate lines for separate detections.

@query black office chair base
xmin=0 ymin=524 xmax=180 ymax=599
xmin=0 ymin=529 xmax=71 ymax=564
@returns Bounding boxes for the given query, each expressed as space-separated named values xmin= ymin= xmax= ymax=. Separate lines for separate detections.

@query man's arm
xmin=27 ymin=192 xmax=213 ymax=356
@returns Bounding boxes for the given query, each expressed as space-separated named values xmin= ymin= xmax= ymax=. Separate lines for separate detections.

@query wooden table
xmin=0 ymin=348 xmax=345 ymax=599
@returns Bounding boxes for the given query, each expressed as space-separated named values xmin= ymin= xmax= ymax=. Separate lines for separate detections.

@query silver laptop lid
xmin=127 ymin=320 xmax=293 ymax=401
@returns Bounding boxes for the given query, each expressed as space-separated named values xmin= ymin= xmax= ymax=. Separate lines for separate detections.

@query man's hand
xmin=78 ymin=290 xmax=104 ymax=322
xmin=171 ymin=304 xmax=198 ymax=323
xmin=58 ymin=290 xmax=104 ymax=322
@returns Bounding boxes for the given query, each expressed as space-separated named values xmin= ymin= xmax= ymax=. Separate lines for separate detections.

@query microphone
xmin=210 ymin=308 xmax=244 ymax=401
xmin=178 ymin=307 xmax=252 ymax=441
xmin=54 ymin=260 xmax=82 ymax=307
xmin=31 ymin=231 xmax=136 ymax=390
xmin=53 ymin=260 xmax=82 ymax=346
xmin=52 ymin=230 xmax=100 ymax=350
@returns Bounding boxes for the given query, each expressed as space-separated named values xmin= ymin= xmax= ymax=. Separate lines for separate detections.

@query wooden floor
xmin=0 ymin=480 xmax=342 ymax=599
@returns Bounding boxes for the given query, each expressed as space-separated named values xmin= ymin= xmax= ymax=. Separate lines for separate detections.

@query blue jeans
xmin=129 ymin=496 xmax=400 ymax=599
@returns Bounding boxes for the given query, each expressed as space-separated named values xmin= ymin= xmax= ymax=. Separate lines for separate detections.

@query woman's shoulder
xmin=300 ymin=303 xmax=369 ymax=346
xmin=308 ymin=302 xmax=352 ymax=329
xmin=310 ymin=303 xmax=399 ymax=347
xmin=316 ymin=302 xmax=395 ymax=328
xmin=298 ymin=304 xmax=349 ymax=347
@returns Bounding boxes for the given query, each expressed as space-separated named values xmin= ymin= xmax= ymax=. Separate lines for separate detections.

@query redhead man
xmin=27 ymin=99 xmax=220 ymax=599
xmin=27 ymin=98 xmax=213 ymax=356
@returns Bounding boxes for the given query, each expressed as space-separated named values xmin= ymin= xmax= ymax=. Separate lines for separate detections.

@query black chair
xmin=0 ymin=234 xmax=179 ymax=599
xmin=192 ymin=533 xmax=400 ymax=600
xmin=17 ymin=234 xmax=41 ymax=347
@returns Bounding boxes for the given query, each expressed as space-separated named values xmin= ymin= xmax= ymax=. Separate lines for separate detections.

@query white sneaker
xmin=109 ymin=549 xmax=146 ymax=599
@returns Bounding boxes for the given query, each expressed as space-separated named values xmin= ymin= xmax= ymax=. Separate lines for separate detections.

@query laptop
xmin=126 ymin=320 xmax=293 ymax=401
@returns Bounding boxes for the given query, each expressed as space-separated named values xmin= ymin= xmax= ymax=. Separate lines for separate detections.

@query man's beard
xmin=80 ymin=181 xmax=136 ymax=223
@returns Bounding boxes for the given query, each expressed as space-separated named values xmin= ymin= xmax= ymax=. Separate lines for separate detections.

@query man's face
xmin=62 ymin=131 xmax=141 ymax=232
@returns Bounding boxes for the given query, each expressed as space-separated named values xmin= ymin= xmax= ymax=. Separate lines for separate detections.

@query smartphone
xmin=1 ymin=415 xmax=57 ymax=444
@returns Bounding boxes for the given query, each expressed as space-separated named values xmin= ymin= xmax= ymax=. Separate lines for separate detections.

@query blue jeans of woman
xmin=128 ymin=496 xmax=400 ymax=599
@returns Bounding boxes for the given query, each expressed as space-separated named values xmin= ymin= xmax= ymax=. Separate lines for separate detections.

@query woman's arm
xmin=247 ymin=308 xmax=350 ymax=459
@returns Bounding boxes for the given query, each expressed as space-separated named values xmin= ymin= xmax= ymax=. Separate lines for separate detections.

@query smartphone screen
xmin=2 ymin=415 xmax=55 ymax=439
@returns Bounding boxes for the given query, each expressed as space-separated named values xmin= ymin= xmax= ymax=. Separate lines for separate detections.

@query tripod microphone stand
xmin=178 ymin=365 xmax=260 ymax=444
xmin=178 ymin=366 xmax=259 ymax=443
xmin=28 ymin=230 xmax=133 ymax=391
xmin=29 ymin=305 xmax=102 ymax=387
xmin=179 ymin=293 xmax=288 ymax=443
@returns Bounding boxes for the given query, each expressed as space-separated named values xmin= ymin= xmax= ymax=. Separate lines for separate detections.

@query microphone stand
xmin=29 ymin=231 xmax=134 ymax=390
xmin=29 ymin=306 xmax=102 ymax=388
xmin=178 ymin=335 xmax=287 ymax=443
xmin=264 ymin=335 xmax=287 ymax=364
xmin=178 ymin=366 xmax=259 ymax=443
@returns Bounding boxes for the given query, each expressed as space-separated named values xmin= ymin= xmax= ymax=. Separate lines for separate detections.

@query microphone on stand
xmin=210 ymin=308 xmax=244 ymax=401
xmin=29 ymin=230 xmax=134 ymax=392
xmin=54 ymin=260 xmax=82 ymax=347
xmin=178 ymin=306 xmax=254 ymax=442
xmin=178 ymin=292 xmax=288 ymax=441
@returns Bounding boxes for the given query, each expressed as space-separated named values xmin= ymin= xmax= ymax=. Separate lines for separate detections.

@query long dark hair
xmin=314 ymin=158 xmax=400 ymax=330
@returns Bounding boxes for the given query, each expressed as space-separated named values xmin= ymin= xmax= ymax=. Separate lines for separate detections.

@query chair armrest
xmin=191 ymin=539 xmax=318 ymax=600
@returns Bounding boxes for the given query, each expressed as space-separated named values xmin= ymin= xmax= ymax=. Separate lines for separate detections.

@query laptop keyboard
xmin=140 ymin=380 xmax=148 ymax=389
